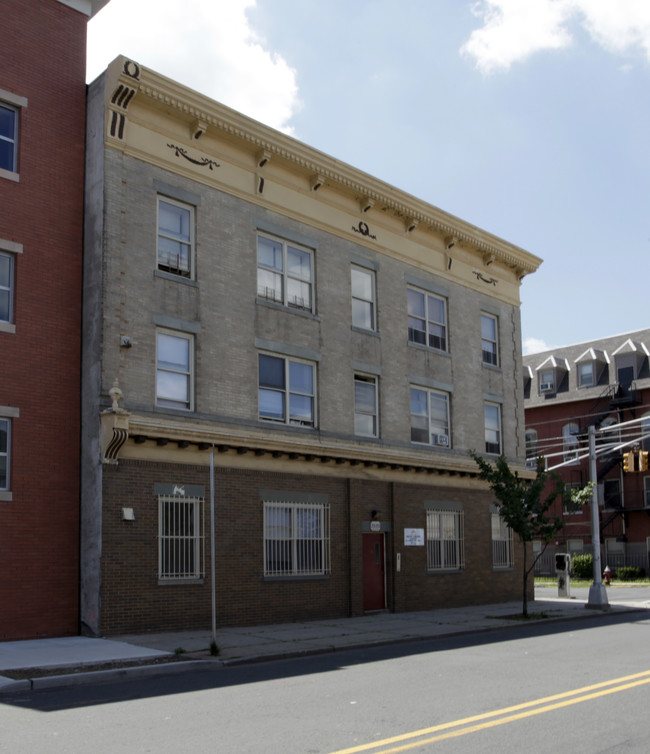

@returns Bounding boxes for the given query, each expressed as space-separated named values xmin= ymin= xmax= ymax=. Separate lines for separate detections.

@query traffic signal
xmin=623 ymin=451 xmax=634 ymax=472
xmin=639 ymin=451 xmax=649 ymax=472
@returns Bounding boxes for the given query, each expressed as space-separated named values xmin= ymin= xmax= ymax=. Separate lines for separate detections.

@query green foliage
xmin=570 ymin=553 xmax=593 ymax=579
xmin=616 ymin=566 xmax=646 ymax=581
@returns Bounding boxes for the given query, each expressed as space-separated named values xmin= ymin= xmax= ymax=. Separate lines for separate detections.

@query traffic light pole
xmin=586 ymin=425 xmax=609 ymax=610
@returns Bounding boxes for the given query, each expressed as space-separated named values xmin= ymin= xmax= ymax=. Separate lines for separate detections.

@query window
xmin=0 ymin=103 xmax=18 ymax=173
xmin=563 ymin=482 xmax=583 ymax=514
xmin=525 ymin=429 xmax=538 ymax=460
xmin=351 ymin=266 xmax=376 ymax=330
xmin=257 ymin=234 xmax=313 ymax=312
xmin=642 ymin=413 xmax=650 ymax=454
xmin=410 ymin=387 xmax=450 ymax=447
xmin=264 ymin=500 xmax=330 ymax=577
xmin=157 ymin=197 xmax=194 ymax=278
xmin=258 ymin=354 xmax=316 ymax=427
xmin=602 ymin=478 xmax=621 ymax=509
xmin=407 ymin=288 xmax=447 ymax=351
xmin=577 ymin=362 xmax=594 ymax=388
xmin=156 ymin=330 xmax=193 ymax=410
xmin=0 ymin=418 xmax=9 ymax=491
xmin=484 ymin=402 xmax=501 ymax=454
xmin=644 ymin=477 xmax=650 ymax=508
xmin=426 ymin=508 xmax=464 ymax=571
xmin=491 ymin=512 xmax=513 ymax=569
xmin=0 ymin=251 xmax=13 ymax=323
xmin=539 ymin=369 xmax=554 ymax=393
xmin=562 ymin=423 xmax=579 ymax=464
xmin=481 ymin=313 xmax=499 ymax=366
xmin=354 ymin=374 xmax=378 ymax=437
xmin=158 ymin=494 xmax=204 ymax=580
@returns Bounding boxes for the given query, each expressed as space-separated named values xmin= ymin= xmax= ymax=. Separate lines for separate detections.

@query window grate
xmin=264 ymin=501 xmax=330 ymax=577
xmin=158 ymin=495 xmax=204 ymax=580
xmin=426 ymin=509 xmax=464 ymax=571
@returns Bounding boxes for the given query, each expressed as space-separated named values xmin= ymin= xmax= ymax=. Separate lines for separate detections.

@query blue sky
xmin=87 ymin=0 xmax=650 ymax=354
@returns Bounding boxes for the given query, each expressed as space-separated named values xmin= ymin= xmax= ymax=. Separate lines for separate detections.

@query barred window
xmin=158 ymin=495 xmax=204 ymax=580
xmin=264 ymin=501 xmax=330 ymax=577
xmin=426 ymin=508 xmax=464 ymax=571
xmin=491 ymin=512 xmax=513 ymax=569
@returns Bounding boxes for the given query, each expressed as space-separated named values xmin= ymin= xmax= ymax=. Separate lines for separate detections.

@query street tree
xmin=469 ymin=452 xmax=592 ymax=617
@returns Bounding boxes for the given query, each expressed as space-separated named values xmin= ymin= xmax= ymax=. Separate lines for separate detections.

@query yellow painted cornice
xmin=101 ymin=56 xmax=542 ymax=293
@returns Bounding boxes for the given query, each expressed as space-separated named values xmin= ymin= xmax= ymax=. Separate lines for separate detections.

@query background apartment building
xmin=81 ymin=57 xmax=541 ymax=635
xmin=523 ymin=329 xmax=650 ymax=574
xmin=0 ymin=0 xmax=109 ymax=640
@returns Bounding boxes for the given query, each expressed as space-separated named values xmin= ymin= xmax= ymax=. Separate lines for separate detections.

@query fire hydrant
xmin=603 ymin=566 xmax=611 ymax=585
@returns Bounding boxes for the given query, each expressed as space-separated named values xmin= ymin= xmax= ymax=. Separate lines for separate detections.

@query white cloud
xmin=87 ymin=0 xmax=300 ymax=134
xmin=523 ymin=337 xmax=551 ymax=355
xmin=462 ymin=0 xmax=650 ymax=74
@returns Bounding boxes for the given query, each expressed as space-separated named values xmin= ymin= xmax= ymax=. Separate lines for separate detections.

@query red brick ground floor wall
xmin=99 ymin=460 xmax=527 ymax=635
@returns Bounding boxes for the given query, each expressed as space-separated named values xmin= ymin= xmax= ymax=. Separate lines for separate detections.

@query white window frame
xmin=562 ymin=422 xmax=580 ymax=464
xmin=351 ymin=265 xmax=376 ymax=331
xmin=577 ymin=361 xmax=594 ymax=388
xmin=158 ymin=494 xmax=204 ymax=581
xmin=257 ymin=233 xmax=314 ymax=313
xmin=264 ymin=500 xmax=330 ymax=577
xmin=354 ymin=374 xmax=378 ymax=438
xmin=491 ymin=512 xmax=513 ymax=569
xmin=525 ymin=429 xmax=538 ymax=460
xmin=156 ymin=329 xmax=194 ymax=411
xmin=407 ymin=287 xmax=447 ymax=351
xmin=0 ymin=101 xmax=18 ymax=175
xmin=410 ymin=386 xmax=450 ymax=447
xmin=258 ymin=353 xmax=316 ymax=427
xmin=426 ymin=508 xmax=464 ymax=571
xmin=157 ymin=196 xmax=195 ymax=279
xmin=481 ymin=313 xmax=499 ymax=367
xmin=0 ymin=417 xmax=10 ymax=492
xmin=484 ymin=402 xmax=502 ymax=455
xmin=0 ymin=250 xmax=13 ymax=325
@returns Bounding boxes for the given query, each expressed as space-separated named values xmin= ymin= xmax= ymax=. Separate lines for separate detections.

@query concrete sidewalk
xmin=1 ymin=588 xmax=647 ymax=695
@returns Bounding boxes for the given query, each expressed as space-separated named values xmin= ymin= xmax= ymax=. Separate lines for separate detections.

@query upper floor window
xmin=258 ymin=353 xmax=316 ymax=427
xmin=157 ymin=197 xmax=194 ymax=278
xmin=410 ymin=387 xmax=450 ymax=447
xmin=354 ymin=374 xmax=378 ymax=438
xmin=257 ymin=234 xmax=313 ymax=312
xmin=407 ymin=288 xmax=447 ymax=351
xmin=0 ymin=103 xmax=18 ymax=173
xmin=577 ymin=361 xmax=594 ymax=388
xmin=525 ymin=429 xmax=538 ymax=459
xmin=0 ymin=418 xmax=9 ymax=491
xmin=156 ymin=330 xmax=193 ymax=410
xmin=484 ymin=402 xmax=502 ymax=454
xmin=481 ymin=313 xmax=499 ymax=366
xmin=0 ymin=251 xmax=13 ymax=323
xmin=562 ymin=422 xmax=580 ymax=464
xmin=351 ymin=265 xmax=376 ymax=330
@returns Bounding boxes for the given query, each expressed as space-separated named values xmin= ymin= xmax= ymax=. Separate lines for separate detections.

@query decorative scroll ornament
xmin=352 ymin=221 xmax=377 ymax=240
xmin=167 ymin=143 xmax=220 ymax=170
xmin=473 ymin=270 xmax=498 ymax=286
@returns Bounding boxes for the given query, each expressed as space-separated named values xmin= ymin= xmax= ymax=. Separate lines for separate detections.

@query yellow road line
xmin=330 ymin=669 xmax=650 ymax=754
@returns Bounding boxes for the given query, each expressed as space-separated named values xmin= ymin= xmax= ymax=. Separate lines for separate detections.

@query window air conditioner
xmin=435 ymin=434 xmax=449 ymax=447
xmin=540 ymin=382 xmax=554 ymax=392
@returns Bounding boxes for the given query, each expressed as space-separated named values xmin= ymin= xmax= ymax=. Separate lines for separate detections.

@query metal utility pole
xmin=586 ymin=425 xmax=609 ymax=610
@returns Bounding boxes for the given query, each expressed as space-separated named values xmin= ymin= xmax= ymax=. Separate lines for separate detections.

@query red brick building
xmin=0 ymin=0 xmax=109 ymax=640
xmin=523 ymin=329 xmax=650 ymax=575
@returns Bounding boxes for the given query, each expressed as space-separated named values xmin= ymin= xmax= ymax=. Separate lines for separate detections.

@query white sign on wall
xmin=404 ymin=528 xmax=424 ymax=546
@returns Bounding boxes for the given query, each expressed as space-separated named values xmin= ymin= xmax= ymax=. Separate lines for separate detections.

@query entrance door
xmin=363 ymin=532 xmax=385 ymax=611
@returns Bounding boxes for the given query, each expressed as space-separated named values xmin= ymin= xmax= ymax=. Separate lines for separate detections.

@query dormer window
xmin=575 ymin=348 xmax=608 ymax=389
xmin=612 ymin=339 xmax=648 ymax=388
xmin=536 ymin=356 xmax=569 ymax=396
xmin=539 ymin=370 xmax=554 ymax=393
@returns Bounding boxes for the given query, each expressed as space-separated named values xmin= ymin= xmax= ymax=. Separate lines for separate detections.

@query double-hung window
xmin=407 ymin=288 xmax=447 ymax=351
xmin=0 ymin=102 xmax=18 ymax=174
xmin=257 ymin=234 xmax=314 ymax=312
xmin=351 ymin=265 xmax=376 ymax=330
xmin=264 ymin=500 xmax=330 ymax=577
xmin=410 ymin=387 xmax=450 ymax=447
xmin=481 ymin=313 xmax=499 ymax=366
xmin=562 ymin=422 xmax=580 ymax=464
xmin=426 ymin=507 xmax=464 ymax=571
xmin=156 ymin=330 xmax=193 ymax=410
xmin=577 ymin=362 xmax=594 ymax=388
xmin=157 ymin=197 xmax=194 ymax=278
xmin=491 ymin=511 xmax=513 ymax=569
xmin=0 ymin=418 xmax=9 ymax=492
xmin=158 ymin=494 xmax=204 ymax=580
xmin=484 ymin=402 xmax=502 ymax=454
xmin=258 ymin=354 xmax=316 ymax=427
xmin=0 ymin=251 xmax=13 ymax=324
xmin=354 ymin=374 xmax=378 ymax=437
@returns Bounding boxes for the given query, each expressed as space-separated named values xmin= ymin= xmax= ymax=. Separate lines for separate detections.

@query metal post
xmin=210 ymin=448 xmax=217 ymax=643
xmin=587 ymin=425 xmax=609 ymax=610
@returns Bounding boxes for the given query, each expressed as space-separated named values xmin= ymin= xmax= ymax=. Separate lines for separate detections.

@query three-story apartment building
xmin=81 ymin=57 xmax=542 ymax=635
